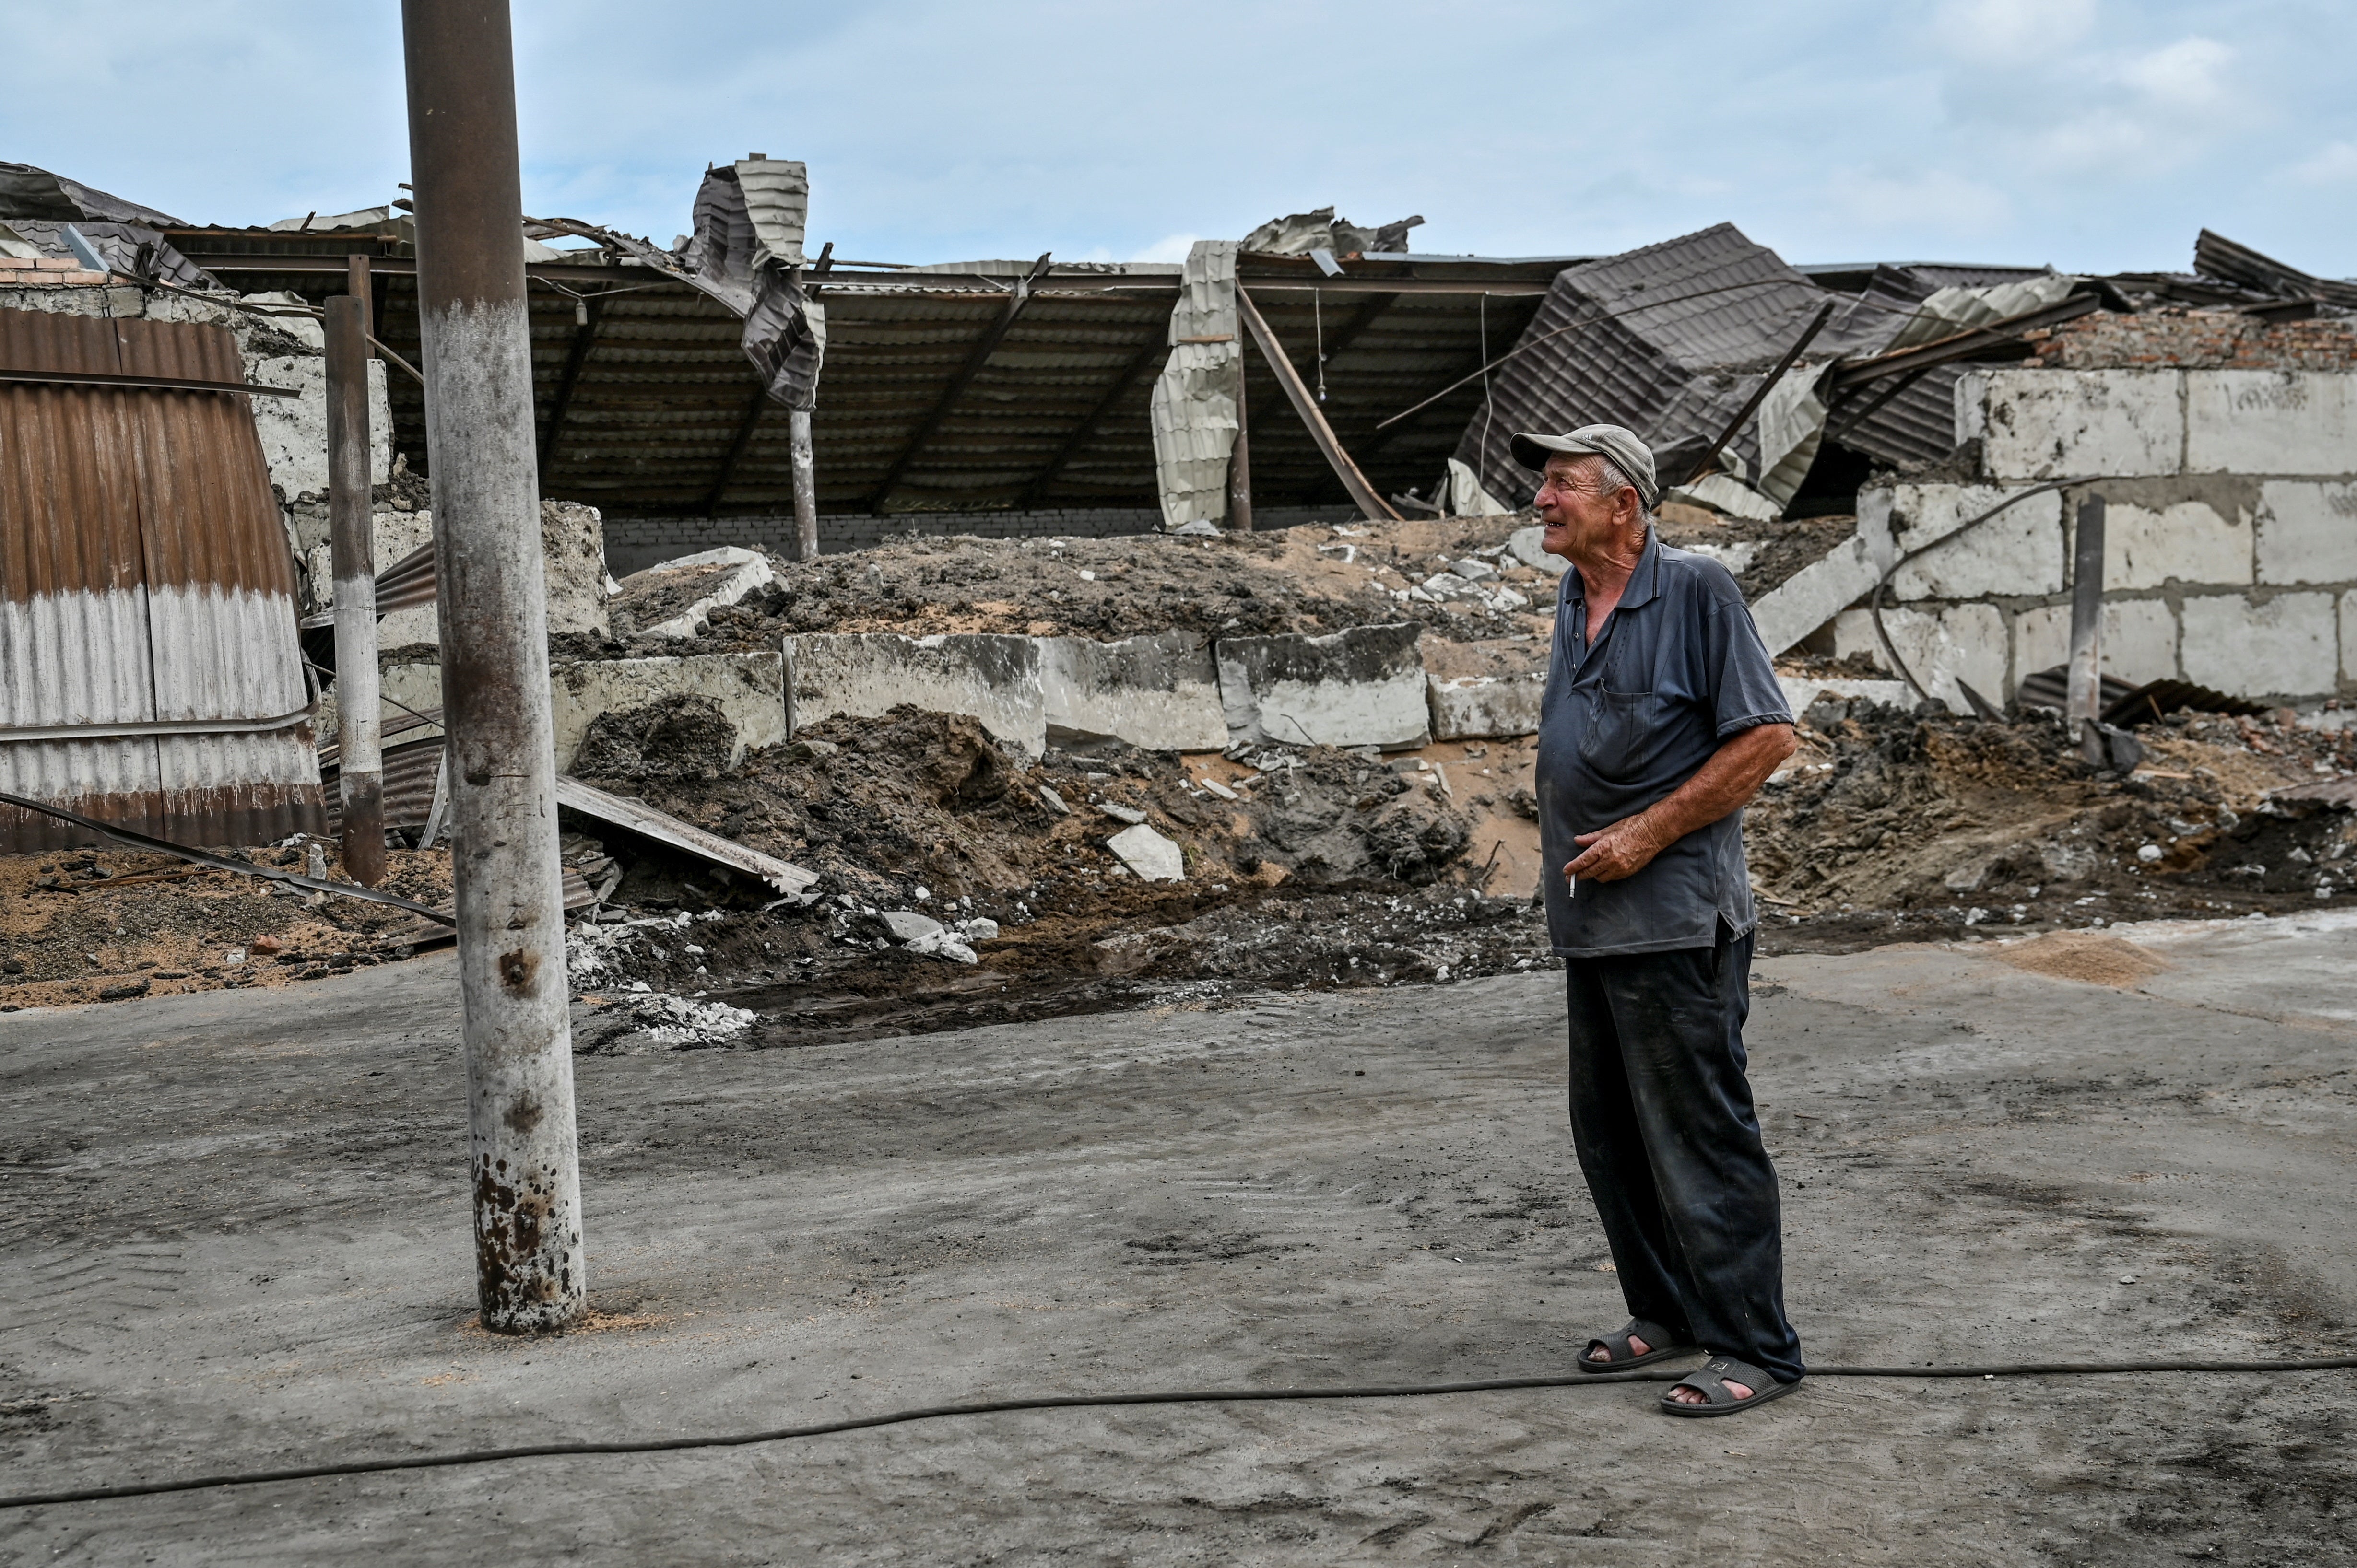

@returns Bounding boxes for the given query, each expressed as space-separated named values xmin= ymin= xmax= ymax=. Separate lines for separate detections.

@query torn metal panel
xmin=1240 ymin=207 xmax=1424 ymax=258
xmin=1451 ymin=224 xmax=1886 ymax=510
xmin=1149 ymin=240 xmax=1241 ymax=528
xmin=554 ymin=773 xmax=818 ymax=896
xmin=671 ymin=161 xmax=825 ymax=411
xmin=2194 ymin=229 xmax=2357 ymax=311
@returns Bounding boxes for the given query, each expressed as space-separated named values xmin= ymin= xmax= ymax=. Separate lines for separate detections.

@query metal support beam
xmin=705 ymin=382 xmax=769 ymax=516
xmin=539 ymin=293 xmax=604 ymax=475
xmin=1235 ymin=287 xmax=1401 ymax=524
xmin=402 ymin=0 xmax=587 ymax=1335
xmin=325 ymin=290 xmax=384 ymax=888
xmin=1018 ymin=338 xmax=1162 ymax=511
xmin=870 ymin=254 xmax=1049 ymax=514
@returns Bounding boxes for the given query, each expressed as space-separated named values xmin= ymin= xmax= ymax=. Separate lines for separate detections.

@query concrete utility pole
xmin=1226 ymin=357 xmax=1254 ymax=532
xmin=790 ymin=407 xmax=819 ymax=561
xmin=2067 ymin=492 xmax=2106 ymax=753
xmin=402 ymin=0 xmax=587 ymax=1334
xmin=325 ymin=280 xmax=384 ymax=888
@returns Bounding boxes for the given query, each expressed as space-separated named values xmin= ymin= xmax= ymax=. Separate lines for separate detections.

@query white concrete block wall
xmin=2180 ymin=593 xmax=2339 ymax=699
xmin=1887 ymin=484 xmax=2064 ymax=600
xmin=2186 ymin=372 xmax=2357 ymax=477
xmin=2012 ymin=600 xmax=2180 ymax=688
xmin=1833 ymin=604 xmax=2007 ymax=714
xmin=2098 ymin=499 xmax=2252 ymax=588
xmin=1967 ymin=369 xmax=2184 ymax=481
xmin=2255 ymin=481 xmax=2357 ymax=585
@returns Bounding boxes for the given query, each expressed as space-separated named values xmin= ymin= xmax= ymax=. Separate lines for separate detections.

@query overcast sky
xmin=6 ymin=0 xmax=2353 ymax=277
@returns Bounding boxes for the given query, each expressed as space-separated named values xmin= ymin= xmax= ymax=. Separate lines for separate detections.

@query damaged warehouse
xmin=4 ymin=26 xmax=2357 ymax=1543
xmin=2 ymin=151 xmax=2355 ymax=1024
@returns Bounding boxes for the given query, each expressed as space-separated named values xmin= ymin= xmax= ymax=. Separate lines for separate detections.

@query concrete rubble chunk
xmin=550 ymin=654 xmax=787 ymax=772
xmin=1037 ymin=784 xmax=1071 ymax=815
xmin=622 ymin=547 xmax=776 ymax=640
xmin=1216 ymin=621 xmax=1429 ymax=750
xmin=1099 ymin=802 xmax=1148 ymax=825
xmin=1107 ymin=823 xmax=1185 ymax=882
xmin=1040 ymin=630 xmax=1227 ymax=752
xmin=1506 ymin=526 xmax=1571 ymax=575
xmin=879 ymin=910 xmax=944 ymax=944
xmin=785 ymin=632 xmax=1045 ymax=758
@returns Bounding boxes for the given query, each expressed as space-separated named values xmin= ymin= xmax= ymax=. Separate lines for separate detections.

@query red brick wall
xmin=2027 ymin=307 xmax=2357 ymax=371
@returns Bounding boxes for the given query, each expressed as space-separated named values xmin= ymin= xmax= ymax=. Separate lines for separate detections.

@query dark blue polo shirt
xmin=1537 ymin=531 xmax=1791 ymax=958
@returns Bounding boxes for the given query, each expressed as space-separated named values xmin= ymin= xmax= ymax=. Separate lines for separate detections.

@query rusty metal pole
xmin=1226 ymin=354 xmax=1254 ymax=532
xmin=403 ymin=0 xmax=587 ymax=1334
xmin=2067 ymin=493 xmax=2106 ymax=758
xmin=325 ymin=291 xmax=385 ymax=887
xmin=789 ymin=408 xmax=819 ymax=561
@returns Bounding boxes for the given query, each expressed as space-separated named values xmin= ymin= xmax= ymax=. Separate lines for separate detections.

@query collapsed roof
xmin=15 ymin=153 xmax=2348 ymax=528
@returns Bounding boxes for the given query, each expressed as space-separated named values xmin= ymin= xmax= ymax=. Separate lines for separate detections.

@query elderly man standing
xmin=1513 ymin=424 xmax=1803 ymax=1417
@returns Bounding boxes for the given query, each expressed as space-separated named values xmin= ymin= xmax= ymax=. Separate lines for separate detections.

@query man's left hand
xmin=1565 ymin=815 xmax=1667 ymax=883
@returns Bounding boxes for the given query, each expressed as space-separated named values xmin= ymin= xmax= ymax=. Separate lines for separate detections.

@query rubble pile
xmin=1748 ymin=700 xmax=2356 ymax=947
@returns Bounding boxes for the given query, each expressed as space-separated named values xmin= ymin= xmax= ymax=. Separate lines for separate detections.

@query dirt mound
xmin=1992 ymin=931 xmax=2171 ymax=986
xmin=551 ymin=515 xmax=1566 ymax=664
xmin=573 ymin=694 xmax=741 ymax=781
xmin=1745 ymin=699 xmax=2357 ymax=952
xmin=0 ymin=843 xmax=455 ymax=1013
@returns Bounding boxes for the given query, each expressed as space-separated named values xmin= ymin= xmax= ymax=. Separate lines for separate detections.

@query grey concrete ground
xmin=1 ymin=912 xmax=2353 ymax=1566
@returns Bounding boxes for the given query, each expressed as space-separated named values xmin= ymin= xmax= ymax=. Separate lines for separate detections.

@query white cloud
xmin=2277 ymin=141 xmax=2357 ymax=187
xmin=2118 ymin=36 xmax=2233 ymax=106
xmin=1933 ymin=0 xmax=2095 ymax=62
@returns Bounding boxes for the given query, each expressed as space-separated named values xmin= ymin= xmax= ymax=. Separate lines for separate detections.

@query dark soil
xmin=1747 ymin=700 xmax=2357 ymax=951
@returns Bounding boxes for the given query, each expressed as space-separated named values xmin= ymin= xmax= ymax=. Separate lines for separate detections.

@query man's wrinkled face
xmin=1534 ymin=455 xmax=1636 ymax=561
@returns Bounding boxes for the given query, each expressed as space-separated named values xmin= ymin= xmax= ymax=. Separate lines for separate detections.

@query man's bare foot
xmin=1588 ymin=1333 xmax=1653 ymax=1364
xmin=1667 ymin=1374 xmax=1752 ymax=1404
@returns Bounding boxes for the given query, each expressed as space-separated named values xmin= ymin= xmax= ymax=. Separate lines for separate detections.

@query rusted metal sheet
xmin=0 ymin=304 xmax=326 ymax=852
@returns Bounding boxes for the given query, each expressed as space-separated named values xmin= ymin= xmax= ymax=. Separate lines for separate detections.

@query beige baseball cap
xmin=1508 ymin=424 xmax=1659 ymax=506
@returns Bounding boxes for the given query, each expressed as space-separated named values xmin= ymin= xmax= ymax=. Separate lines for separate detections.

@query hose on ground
xmin=5 ymin=1354 xmax=2352 ymax=1510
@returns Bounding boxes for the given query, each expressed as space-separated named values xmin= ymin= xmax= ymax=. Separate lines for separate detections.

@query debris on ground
xmin=1746 ymin=700 xmax=2357 ymax=948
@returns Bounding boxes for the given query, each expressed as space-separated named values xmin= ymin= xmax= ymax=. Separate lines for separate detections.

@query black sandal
xmin=1658 ymin=1356 xmax=1799 ymax=1416
xmin=1579 ymin=1317 xmax=1697 ymax=1373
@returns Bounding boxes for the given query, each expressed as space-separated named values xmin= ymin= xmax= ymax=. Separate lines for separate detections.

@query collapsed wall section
xmin=1749 ymin=359 xmax=2357 ymax=709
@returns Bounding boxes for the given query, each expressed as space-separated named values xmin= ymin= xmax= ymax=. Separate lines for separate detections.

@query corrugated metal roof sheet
xmin=0 ymin=305 xmax=324 ymax=852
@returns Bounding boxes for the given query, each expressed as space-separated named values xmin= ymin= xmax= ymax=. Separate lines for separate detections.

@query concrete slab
xmin=1966 ymin=368 xmax=2184 ymax=481
xmin=2012 ymin=598 xmax=2181 ymax=691
xmin=3 ymin=911 xmax=2354 ymax=1562
xmin=2180 ymin=591 xmax=2340 ymax=699
xmin=1747 ymin=532 xmax=1884 ymax=656
xmin=548 ymin=653 xmax=787 ymax=772
xmin=2255 ymin=480 xmax=2357 ymax=586
xmin=2186 ymin=370 xmax=2357 ymax=477
xmin=2101 ymin=497 xmax=2254 ymax=589
xmin=1423 ymin=637 xmax=1549 ymax=740
xmin=1834 ymin=602 xmax=2007 ymax=714
xmin=1040 ymin=632 xmax=1227 ymax=752
xmin=785 ymin=632 xmax=1045 ymax=758
xmin=1886 ymin=483 xmax=2066 ymax=601
xmin=1216 ymin=622 xmax=1429 ymax=750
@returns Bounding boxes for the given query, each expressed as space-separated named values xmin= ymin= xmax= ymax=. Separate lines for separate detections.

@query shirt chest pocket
xmin=1577 ymin=685 xmax=1673 ymax=782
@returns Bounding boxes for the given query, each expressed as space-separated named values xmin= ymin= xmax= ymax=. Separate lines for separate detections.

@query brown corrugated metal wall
xmin=0 ymin=305 xmax=326 ymax=851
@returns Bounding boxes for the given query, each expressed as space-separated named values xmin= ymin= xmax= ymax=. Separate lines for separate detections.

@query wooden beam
xmin=702 ymin=380 xmax=769 ymax=515
xmin=1235 ymin=287 xmax=1401 ymax=524
xmin=539 ymin=294 xmax=604 ymax=475
xmin=1017 ymin=336 xmax=1164 ymax=509
xmin=870 ymin=254 xmax=1050 ymax=514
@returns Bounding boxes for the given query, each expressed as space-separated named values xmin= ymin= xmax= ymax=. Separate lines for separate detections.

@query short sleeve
xmin=1703 ymin=590 xmax=1792 ymax=738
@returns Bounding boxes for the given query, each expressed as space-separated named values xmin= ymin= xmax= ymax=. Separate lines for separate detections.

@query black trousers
xmin=1563 ymin=926 xmax=1803 ymax=1383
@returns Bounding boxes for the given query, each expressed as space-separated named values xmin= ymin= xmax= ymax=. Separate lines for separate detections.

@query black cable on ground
xmin=5 ymin=1356 xmax=2352 ymax=1511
